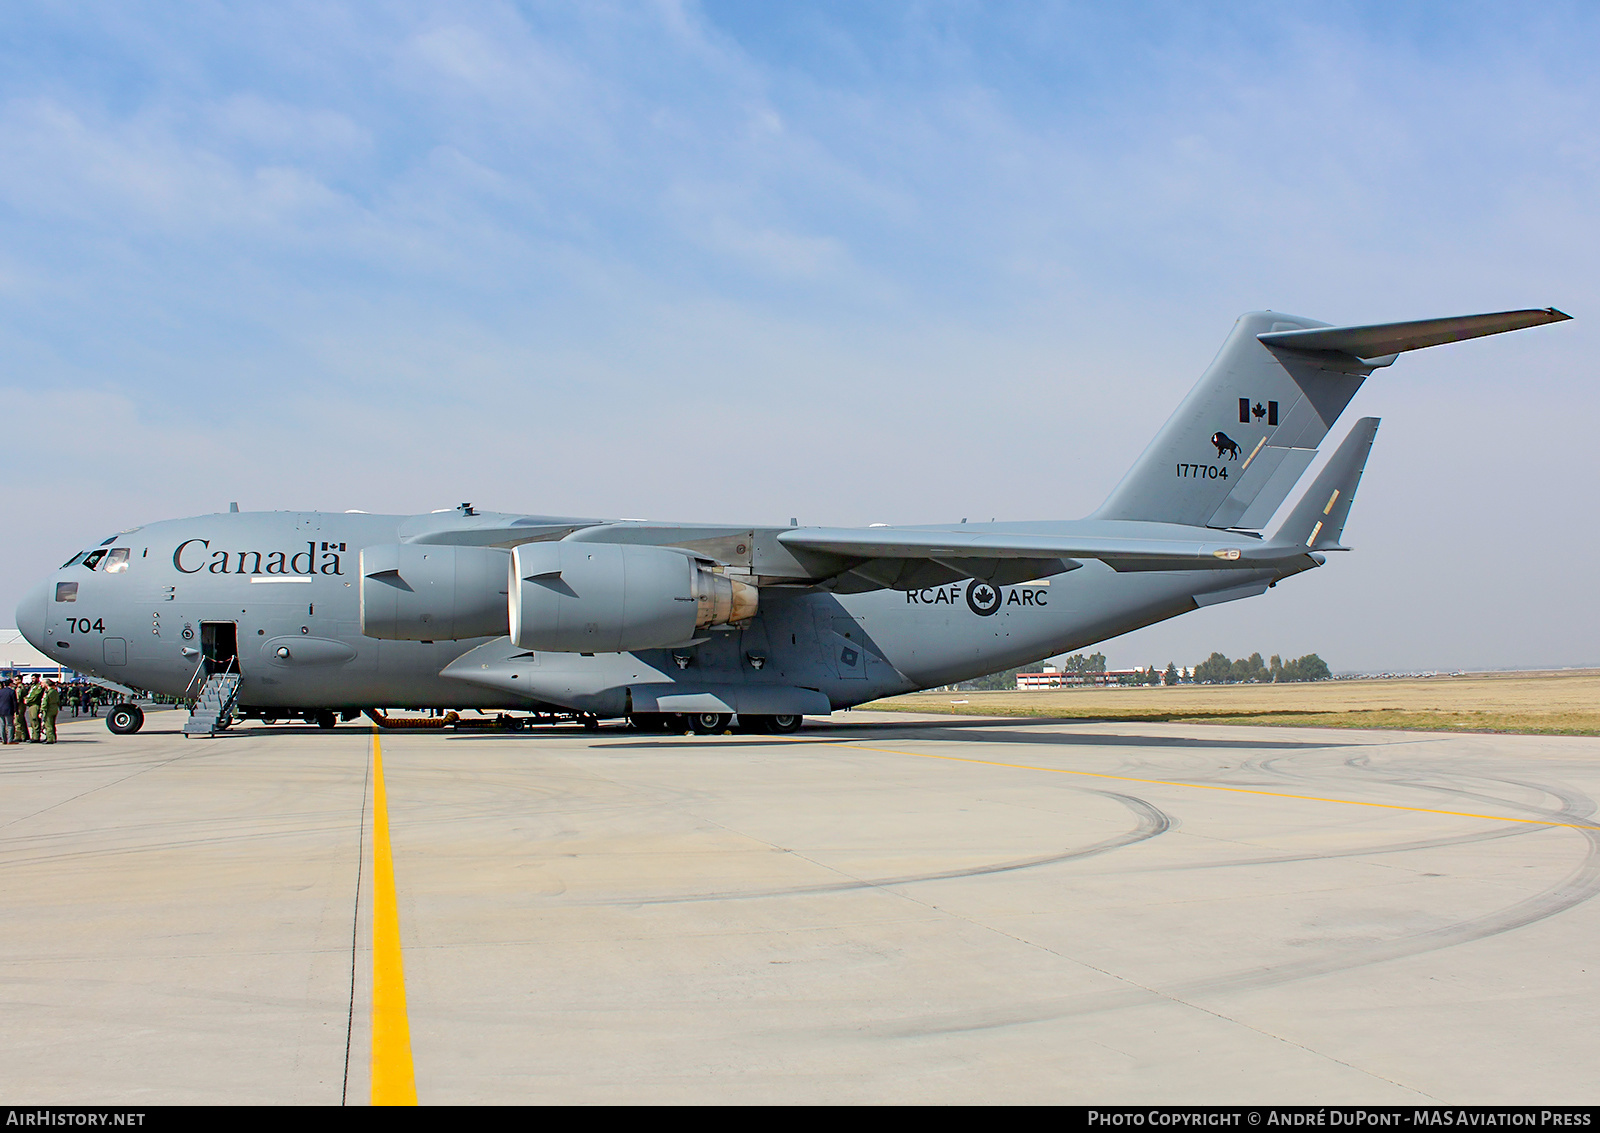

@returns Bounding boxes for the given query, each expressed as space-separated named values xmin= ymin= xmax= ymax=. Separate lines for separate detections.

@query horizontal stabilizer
xmin=1272 ymin=417 xmax=1380 ymax=550
xmin=1258 ymin=308 xmax=1569 ymax=363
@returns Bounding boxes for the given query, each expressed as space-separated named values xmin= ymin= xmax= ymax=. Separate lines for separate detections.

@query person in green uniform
xmin=23 ymin=677 xmax=44 ymax=742
xmin=40 ymin=678 xmax=60 ymax=743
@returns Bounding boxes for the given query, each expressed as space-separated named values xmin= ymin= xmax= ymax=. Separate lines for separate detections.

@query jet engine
xmin=510 ymin=542 xmax=757 ymax=653
xmin=359 ymin=544 xmax=510 ymax=641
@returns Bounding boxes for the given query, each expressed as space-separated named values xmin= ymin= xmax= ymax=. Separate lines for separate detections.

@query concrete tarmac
xmin=2 ymin=709 xmax=1597 ymax=1104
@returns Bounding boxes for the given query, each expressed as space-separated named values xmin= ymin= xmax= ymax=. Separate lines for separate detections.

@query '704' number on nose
xmin=66 ymin=618 xmax=105 ymax=633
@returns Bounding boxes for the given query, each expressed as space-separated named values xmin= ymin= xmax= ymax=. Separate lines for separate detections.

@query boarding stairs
xmin=183 ymin=673 xmax=241 ymax=737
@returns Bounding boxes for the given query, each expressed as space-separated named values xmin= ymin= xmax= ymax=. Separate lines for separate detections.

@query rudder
xmin=1272 ymin=417 xmax=1379 ymax=550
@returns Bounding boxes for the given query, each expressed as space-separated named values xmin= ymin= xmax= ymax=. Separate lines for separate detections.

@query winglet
xmin=1271 ymin=418 xmax=1380 ymax=550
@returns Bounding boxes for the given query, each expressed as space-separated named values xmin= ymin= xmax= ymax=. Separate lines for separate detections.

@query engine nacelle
xmin=510 ymin=542 xmax=757 ymax=653
xmin=359 ymin=544 xmax=510 ymax=641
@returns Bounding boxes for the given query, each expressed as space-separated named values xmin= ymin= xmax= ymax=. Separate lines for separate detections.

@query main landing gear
xmin=628 ymin=712 xmax=802 ymax=735
xmin=741 ymin=713 xmax=803 ymax=734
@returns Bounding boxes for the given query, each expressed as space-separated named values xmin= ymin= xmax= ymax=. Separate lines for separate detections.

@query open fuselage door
xmin=200 ymin=621 xmax=239 ymax=676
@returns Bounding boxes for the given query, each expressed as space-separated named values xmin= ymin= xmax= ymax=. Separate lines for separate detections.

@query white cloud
xmin=0 ymin=97 xmax=350 ymax=233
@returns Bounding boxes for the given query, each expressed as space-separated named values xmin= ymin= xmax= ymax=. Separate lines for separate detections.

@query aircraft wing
xmin=776 ymin=526 xmax=1307 ymax=579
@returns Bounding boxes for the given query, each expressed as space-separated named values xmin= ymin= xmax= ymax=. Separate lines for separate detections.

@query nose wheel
xmin=106 ymin=704 xmax=145 ymax=735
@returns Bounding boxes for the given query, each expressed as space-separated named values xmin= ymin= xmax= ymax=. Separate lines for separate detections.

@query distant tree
xmin=1269 ymin=654 xmax=1283 ymax=682
xmin=1277 ymin=653 xmax=1332 ymax=682
xmin=1196 ymin=651 xmax=1285 ymax=684
xmin=1163 ymin=662 xmax=1180 ymax=686
xmin=1230 ymin=652 xmax=1269 ymax=683
xmin=1300 ymin=654 xmax=1331 ymax=681
xmin=1063 ymin=652 xmax=1107 ymax=674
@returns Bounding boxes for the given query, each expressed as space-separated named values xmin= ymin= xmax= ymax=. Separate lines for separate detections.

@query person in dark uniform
xmin=0 ymin=679 xmax=14 ymax=744
xmin=10 ymin=678 xmax=26 ymax=742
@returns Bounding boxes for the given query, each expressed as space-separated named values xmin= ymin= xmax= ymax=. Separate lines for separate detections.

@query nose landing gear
xmin=106 ymin=703 xmax=145 ymax=735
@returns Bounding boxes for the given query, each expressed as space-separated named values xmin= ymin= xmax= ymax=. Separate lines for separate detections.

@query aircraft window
xmin=99 ymin=536 xmax=118 ymax=547
xmin=82 ymin=549 xmax=107 ymax=571
xmin=104 ymin=548 xmax=130 ymax=574
xmin=55 ymin=582 xmax=78 ymax=603
xmin=61 ymin=551 xmax=87 ymax=568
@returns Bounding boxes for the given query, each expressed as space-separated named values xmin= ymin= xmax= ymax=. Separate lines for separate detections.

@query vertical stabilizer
xmin=1272 ymin=417 xmax=1380 ymax=550
xmin=1093 ymin=312 xmax=1373 ymax=528
xmin=1093 ymin=307 xmax=1567 ymax=530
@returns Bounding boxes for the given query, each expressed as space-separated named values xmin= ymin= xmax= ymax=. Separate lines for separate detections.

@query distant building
xmin=1016 ymin=668 xmax=1147 ymax=689
xmin=1 ymin=627 xmax=67 ymax=678
xmin=1012 ymin=663 xmax=1193 ymax=689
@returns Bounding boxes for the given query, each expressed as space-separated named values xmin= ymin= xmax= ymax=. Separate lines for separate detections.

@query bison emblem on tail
xmin=1211 ymin=431 xmax=1241 ymax=459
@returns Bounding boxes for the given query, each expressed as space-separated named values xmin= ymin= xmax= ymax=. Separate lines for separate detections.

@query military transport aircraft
xmin=15 ymin=308 xmax=1569 ymax=736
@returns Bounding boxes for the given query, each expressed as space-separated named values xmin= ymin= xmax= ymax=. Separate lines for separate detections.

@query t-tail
xmin=1093 ymin=308 xmax=1570 ymax=530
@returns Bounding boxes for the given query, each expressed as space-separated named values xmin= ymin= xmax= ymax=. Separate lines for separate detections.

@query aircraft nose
xmin=15 ymin=577 xmax=50 ymax=652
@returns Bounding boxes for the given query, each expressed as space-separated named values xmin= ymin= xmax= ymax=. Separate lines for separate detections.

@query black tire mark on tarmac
xmin=608 ymin=788 xmax=1172 ymax=906
xmin=871 ymin=736 xmax=1600 ymax=1038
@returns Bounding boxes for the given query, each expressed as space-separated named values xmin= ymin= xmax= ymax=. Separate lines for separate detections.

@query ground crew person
xmin=0 ymin=679 xmax=14 ymax=744
xmin=40 ymin=678 xmax=60 ymax=744
xmin=23 ymin=677 xmax=44 ymax=742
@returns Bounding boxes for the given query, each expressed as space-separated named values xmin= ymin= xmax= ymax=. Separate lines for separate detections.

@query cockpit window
xmin=99 ymin=536 xmax=118 ymax=547
xmin=55 ymin=582 xmax=78 ymax=603
xmin=82 ymin=549 xmax=107 ymax=571
xmin=61 ymin=551 xmax=87 ymax=568
xmin=104 ymin=548 xmax=130 ymax=573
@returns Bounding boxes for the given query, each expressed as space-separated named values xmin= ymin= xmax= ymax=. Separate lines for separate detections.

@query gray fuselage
xmin=16 ymin=510 xmax=1286 ymax=715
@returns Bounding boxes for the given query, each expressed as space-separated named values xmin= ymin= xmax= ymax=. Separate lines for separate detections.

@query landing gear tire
xmin=305 ymin=709 xmax=337 ymax=729
xmin=106 ymin=704 xmax=144 ymax=735
xmin=689 ymin=712 xmax=731 ymax=735
xmin=741 ymin=713 xmax=802 ymax=734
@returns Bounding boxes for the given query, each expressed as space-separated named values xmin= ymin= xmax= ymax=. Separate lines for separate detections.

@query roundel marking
xmin=966 ymin=579 xmax=1001 ymax=617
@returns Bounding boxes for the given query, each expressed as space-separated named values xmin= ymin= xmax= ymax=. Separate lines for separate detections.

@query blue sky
xmin=2 ymin=2 xmax=1595 ymax=671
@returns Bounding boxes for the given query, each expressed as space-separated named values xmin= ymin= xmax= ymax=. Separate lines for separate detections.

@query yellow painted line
xmin=824 ymin=741 xmax=1596 ymax=832
xmin=370 ymin=730 xmax=417 ymax=1106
